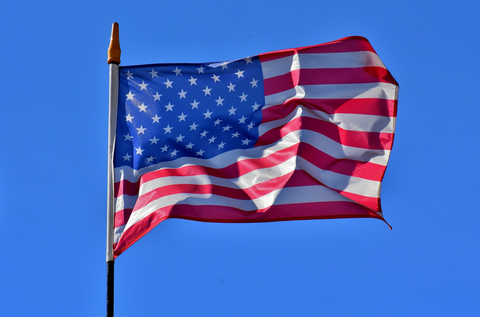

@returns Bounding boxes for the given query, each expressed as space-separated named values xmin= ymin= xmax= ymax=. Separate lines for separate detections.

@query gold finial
xmin=107 ymin=23 xmax=121 ymax=64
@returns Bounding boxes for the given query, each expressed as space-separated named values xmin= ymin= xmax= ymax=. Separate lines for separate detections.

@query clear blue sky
xmin=1 ymin=1 xmax=479 ymax=316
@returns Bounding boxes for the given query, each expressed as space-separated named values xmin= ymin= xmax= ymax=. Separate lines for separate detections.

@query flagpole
xmin=107 ymin=22 xmax=121 ymax=317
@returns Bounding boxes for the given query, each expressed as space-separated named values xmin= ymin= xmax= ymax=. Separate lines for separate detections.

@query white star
xmin=163 ymin=125 xmax=173 ymax=134
xmin=217 ymin=141 xmax=226 ymax=149
xmin=244 ymin=57 xmax=253 ymax=64
xmin=252 ymin=102 xmax=261 ymax=111
xmin=178 ymin=112 xmax=187 ymax=121
xmin=211 ymin=74 xmax=220 ymax=82
xmin=185 ymin=142 xmax=195 ymax=149
xmin=170 ymin=149 xmax=178 ymax=157
xmin=175 ymin=134 xmax=185 ymax=142
xmin=146 ymin=156 xmax=156 ymax=163
xmin=203 ymin=86 xmax=212 ymax=96
xmin=123 ymin=153 xmax=132 ymax=161
xmin=250 ymin=78 xmax=258 ymax=87
xmin=150 ymin=69 xmax=158 ymax=78
xmin=227 ymin=82 xmax=236 ymax=92
xmin=228 ymin=106 xmax=237 ymax=116
xmin=173 ymin=67 xmax=182 ymax=75
xmin=196 ymin=149 xmax=205 ymax=156
xmin=125 ymin=71 xmax=134 ymax=79
xmin=165 ymin=102 xmax=174 ymax=111
xmin=125 ymin=113 xmax=134 ymax=122
xmin=203 ymin=110 xmax=213 ymax=119
xmin=200 ymin=130 xmax=208 ymax=138
xmin=239 ymin=92 xmax=248 ymax=102
xmin=242 ymin=138 xmax=251 ymax=145
xmin=151 ymin=114 xmax=161 ymax=123
xmin=136 ymin=125 xmax=147 ymax=134
xmin=178 ymin=89 xmax=187 ymax=99
xmin=164 ymin=78 xmax=173 ymax=88
xmin=137 ymin=103 xmax=147 ymax=112
xmin=153 ymin=92 xmax=162 ymax=101
xmin=188 ymin=76 xmax=197 ymax=85
xmin=123 ymin=133 xmax=133 ymax=141
xmin=139 ymin=81 xmax=148 ymax=90
xmin=247 ymin=122 xmax=255 ymax=130
xmin=126 ymin=91 xmax=135 ymax=100
xmin=238 ymin=116 xmax=247 ymax=123
xmin=235 ymin=69 xmax=244 ymax=78
xmin=161 ymin=145 xmax=169 ymax=152
xmin=215 ymin=96 xmax=224 ymax=106
xmin=190 ymin=100 xmax=200 ymax=109
xmin=150 ymin=136 xmax=159 ymax=144
xmin=197 ymin=66 xmax=205 ymax=73
xmin=189 ymin=122 xmax=199 ymax=130
xmin=220 ymin=61 xmax=229 ymax=69
xmin=208 ymin=136 xmax=217 ymax=144
xmin=222 ymin=125 xmax=232 ymax=132
xmin=214 ymin=118 xmax=222 ymax=126
xmin=232 ymin=131 xmax=241 ymax=138
xmin=135 ymin=147 xmax=144 ymax=155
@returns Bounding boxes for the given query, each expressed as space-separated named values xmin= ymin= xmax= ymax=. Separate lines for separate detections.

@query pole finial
xmin=107 ymin=22 xmax=121 ymax=65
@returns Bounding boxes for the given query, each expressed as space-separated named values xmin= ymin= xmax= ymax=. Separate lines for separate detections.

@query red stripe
xmin=262 ymin=98 xmax=396 ymax=122
xmin=336 ymin=189 xmax=381 ymax=212
xmin=257 ymin=116 xmax=393 ymax=150
xmin=258 ymin=36 xmax=376 ymax=62
xmin=263 ymin=67 xmax=395 ymax=96
xmin=115 ymin=180 xmax=139 ymax=198
xmin=113 ymin=199 xmax=384 ymax=258
xmin=114 ymin=208 xmax=133 ymax=227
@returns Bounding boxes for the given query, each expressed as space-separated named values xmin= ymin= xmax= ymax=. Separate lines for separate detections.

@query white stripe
xmin=115 ymin=194 xmax=138 ymax=214
xmin=139 ymin=156 xmax=297 ymax=194
xmin=261 ymin=51 xmax=386 ymax=79
xmin=264 ymin=82 xmax=397 ymax=109
xmin=259 ymin=104 xmax=394 ymax=135
xmin=114 ymin=225 xmax=126 ymax=244
xmin=122 ymin=185 xmax=353 ymax=234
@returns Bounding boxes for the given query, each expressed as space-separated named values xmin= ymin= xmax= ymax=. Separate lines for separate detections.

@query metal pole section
xmin=107 ymin=22 xmax=121 ymax=317
xmin=107 ymin=260 xmax=115 ymax=317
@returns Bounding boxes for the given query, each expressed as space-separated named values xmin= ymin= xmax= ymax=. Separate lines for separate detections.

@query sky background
xmin=1 ymin=1 xmax=479 ymax=316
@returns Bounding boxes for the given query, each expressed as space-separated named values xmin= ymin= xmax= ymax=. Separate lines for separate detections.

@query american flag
xmin=111 ymin=36 xmax=398 ymax=258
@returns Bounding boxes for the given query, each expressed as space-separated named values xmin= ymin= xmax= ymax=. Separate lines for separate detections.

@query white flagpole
xmin=106 ymin=22 xmax=120 ymax=317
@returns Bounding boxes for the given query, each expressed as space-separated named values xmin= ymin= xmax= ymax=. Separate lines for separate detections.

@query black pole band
xmin=107 ymin=260 xmax=114 ymax=317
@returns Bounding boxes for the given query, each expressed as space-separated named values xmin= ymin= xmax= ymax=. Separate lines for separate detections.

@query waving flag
xmin=110 ymin=36 xmax=398 ymax=258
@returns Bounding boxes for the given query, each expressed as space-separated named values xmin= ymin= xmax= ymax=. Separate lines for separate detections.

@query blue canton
xmin=114 ymin=57 xmax=265 ymax=170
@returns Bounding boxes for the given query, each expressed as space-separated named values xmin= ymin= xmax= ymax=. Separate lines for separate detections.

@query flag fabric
xmin=110 ymin=36 xmax=398 ymax=258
